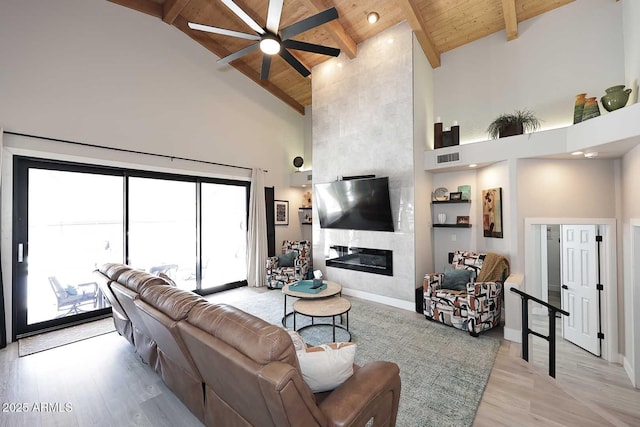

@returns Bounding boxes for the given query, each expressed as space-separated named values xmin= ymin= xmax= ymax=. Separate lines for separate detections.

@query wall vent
xmin=307 ymin=174 xmax=312 ymax=181
xmin=436 ymin=152 xmax=460 ymax=164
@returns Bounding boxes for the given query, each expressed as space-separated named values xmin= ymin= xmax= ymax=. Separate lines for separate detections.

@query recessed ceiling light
xmin=571 ymin=151 xmax=583 ymax=156
xmin=584 ymin=152 xmax=599 ymax=159
xmin=367 ymin=12 xmax=379 ymax=24
xmin=469 ymin=164 xmax=477 ymax=168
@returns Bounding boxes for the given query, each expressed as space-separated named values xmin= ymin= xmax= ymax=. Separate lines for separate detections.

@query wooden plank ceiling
xmin=108 ymin=0 xmax=574 ymax=114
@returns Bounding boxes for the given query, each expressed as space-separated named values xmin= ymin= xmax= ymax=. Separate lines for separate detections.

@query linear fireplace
xmin=326 ymin=246 xmax=393 ymax=276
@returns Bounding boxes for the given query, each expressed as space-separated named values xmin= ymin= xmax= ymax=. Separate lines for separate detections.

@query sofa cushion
xmin=442 ymin=267 xmax=473 ymax=291
xmin=296 ymin=342 xmax=356 ymax=393
xmin=140 ymin=285 xmax=204 ymax=320
xmin=187 ymin=303 xmax=299 ymax=368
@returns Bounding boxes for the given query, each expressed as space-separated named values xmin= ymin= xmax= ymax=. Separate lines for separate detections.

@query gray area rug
xmin=19 ymin=317 xmax=116 ymax=357
xmin=208 ymin=289 xmax=500 ymax=427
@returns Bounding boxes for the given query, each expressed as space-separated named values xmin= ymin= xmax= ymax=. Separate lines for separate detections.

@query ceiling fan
xmin=188 ymin=0 xmax=341 ymax=80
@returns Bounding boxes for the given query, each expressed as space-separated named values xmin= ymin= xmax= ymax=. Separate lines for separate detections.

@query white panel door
xmin=561 ymin=225 xmax=600 ymax=356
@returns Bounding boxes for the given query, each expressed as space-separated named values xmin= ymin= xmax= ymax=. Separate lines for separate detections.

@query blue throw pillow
xmin=442 ymin=267 xmax=473 ymax=291
xmin=277 ymin=251 xmax=297 ymax=267
xmin=65 ymin=285 xmax=78 ymax=296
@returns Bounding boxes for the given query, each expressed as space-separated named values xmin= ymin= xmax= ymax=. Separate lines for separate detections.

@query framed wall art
xmin=482 ymin=188 xmax=503 ymax=238
xmin=274 ymin=200 xmax=289 ymax=226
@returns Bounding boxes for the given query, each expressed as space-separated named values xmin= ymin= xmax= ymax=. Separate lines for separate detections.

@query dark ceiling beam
xmin=173 ymin=16 xmax=306 ymax=115
xmin=501 ymin=0 xmax=518 ymax=41
xmin=308 ymin=0 xmax=357 ymax=59
xmin=107 ymin=0 xmax=162 ymax=19
xmin=163 ymin=0 xmax=191 ymax=25
xmin=397 ymin=0 xmax=440 ymax=68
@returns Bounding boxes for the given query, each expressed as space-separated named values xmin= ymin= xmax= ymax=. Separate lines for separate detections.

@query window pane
xmin=27 ymin=170 xmax=124 ymax=324
xmin=128 ymin=177 xmax=196 ymax=290
xmin=201 ymin=183 xmax=247 ymax=289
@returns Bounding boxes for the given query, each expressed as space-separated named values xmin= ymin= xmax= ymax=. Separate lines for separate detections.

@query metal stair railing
xmin=509 ymin=287 xmax=570 ymax=378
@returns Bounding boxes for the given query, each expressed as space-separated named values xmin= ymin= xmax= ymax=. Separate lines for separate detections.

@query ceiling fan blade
xmin=282 ymin=40 xmax=340 ymax=57
xmin=265 ymin=0 xmax=284 ymax=34
xmin=188 ymin=22 xmax=260 ymax=41
xmin=279 ymin=49 xmax=310 ymax=78
xmin=217 ymin=43 xmax=260 ymax=64
xmin=219 ymin=0 xmax=265 ymax=35
xmin=260 ymin=55 xmax=272 ymax=80
xmin=280 ymin=7 xmax=338 ymax=41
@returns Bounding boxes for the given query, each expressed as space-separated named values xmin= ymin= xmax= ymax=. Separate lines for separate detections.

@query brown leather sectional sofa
xmin=94 ymin=263 xmax=402 ymax=426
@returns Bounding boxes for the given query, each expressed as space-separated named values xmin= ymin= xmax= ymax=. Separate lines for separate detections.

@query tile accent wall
xmin=311 ymin=21 xmax=416 ymax=302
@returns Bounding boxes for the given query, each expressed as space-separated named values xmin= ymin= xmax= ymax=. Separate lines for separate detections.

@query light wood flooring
xmin=1 ymin=287 xmax=639 ymax=426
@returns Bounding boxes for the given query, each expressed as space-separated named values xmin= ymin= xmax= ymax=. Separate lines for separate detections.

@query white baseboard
xmin=341 ymin=288 xmax=415 ymax=312
xmin=624 ymin=356 xmax=637 ymax=388
xmin=504 ymin=327 xmax=522 ymax=343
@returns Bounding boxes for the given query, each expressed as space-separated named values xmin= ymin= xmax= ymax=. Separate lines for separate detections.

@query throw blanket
xmin=476 ymin=253 xmax=510 ymax=282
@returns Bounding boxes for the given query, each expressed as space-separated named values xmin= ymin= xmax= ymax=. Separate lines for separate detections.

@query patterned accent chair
xmin=266 ymin=240 xmax=311 ymax=289
xmin=423 ymin=251 xmax=508 ymax=336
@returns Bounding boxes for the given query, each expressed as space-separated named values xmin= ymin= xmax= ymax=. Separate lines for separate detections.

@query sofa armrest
xmin=423 ymin=273 xmax=444 ymax=296
xmin=319 ymin=361 xmax=401 ymax=427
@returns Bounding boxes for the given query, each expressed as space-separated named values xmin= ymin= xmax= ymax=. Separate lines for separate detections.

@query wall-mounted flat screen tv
xmin=315 ymin=177 xmax=394 ymax=232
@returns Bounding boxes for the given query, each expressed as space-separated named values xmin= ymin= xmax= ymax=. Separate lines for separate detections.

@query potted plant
xmin=487 ymin=109 xmax=541 ymax=139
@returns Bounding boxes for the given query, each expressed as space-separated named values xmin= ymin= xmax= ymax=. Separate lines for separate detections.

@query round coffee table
xmin=281 ymin=280 xmax=342 ymax=327
xmin=293 ymin=296 xmax=351 ymax=342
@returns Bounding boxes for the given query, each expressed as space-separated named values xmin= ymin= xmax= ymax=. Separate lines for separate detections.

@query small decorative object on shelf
xmin=601 ymin=85 xmax=632 ymax=112
xmin=458 ymin=185 xmax=471 ymax=200
xmin=433 ymin=187 xmax=448 ymax=201
xmin=581 ymin=97 xmax=600 ymax=121
xmin=574 ymin=93 xmax=587 ymax=124
xmin=437 ymin=213 xmax=446 ymax=224
xmin=456 ymin=216 xmax=470 ymax=225
xmin=302 ymin=191 xmax=312 ymax=207
xmin=434 ymin=118 xmax=460 ymax=148
xmin=449 ymin=191 xmax=462 ymax=201
xmin=487 ymin=109 xmax=540 ymax=139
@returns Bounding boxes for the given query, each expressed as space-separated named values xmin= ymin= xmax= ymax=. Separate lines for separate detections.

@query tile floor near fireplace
xmin=326 ymin=246 xmax=393 ymax=276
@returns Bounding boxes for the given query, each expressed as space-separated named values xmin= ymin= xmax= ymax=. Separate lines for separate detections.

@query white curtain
xmin=246 ymin=168 xmax=268 ymax=287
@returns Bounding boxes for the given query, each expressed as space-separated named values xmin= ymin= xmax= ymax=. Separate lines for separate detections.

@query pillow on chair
xmin=277 ymin=251 xmax=297 ymax=267
xmin=442 ymin=267 xmax=473 ymax=291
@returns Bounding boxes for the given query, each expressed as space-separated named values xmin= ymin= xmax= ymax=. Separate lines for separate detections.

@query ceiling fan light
xmin=260 ymin=37 xmax=281 ymax=55
xmin=367 ymin=12 xmax=379 ymax=24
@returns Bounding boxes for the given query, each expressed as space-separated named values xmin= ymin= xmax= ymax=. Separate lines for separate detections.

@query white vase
xmin=437 ymin=213 xmax=446 ymax=224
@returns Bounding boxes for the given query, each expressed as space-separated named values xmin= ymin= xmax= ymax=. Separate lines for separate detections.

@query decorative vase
xmin=573 ymin=93 xmax=586 ymax=124
xmin=437 ymin=213 xmax=446 ymax=224
xmin=581 ymin=97 xmax=600 ymax=121
xmin=601 ymin=85 xmax=632 ymax=112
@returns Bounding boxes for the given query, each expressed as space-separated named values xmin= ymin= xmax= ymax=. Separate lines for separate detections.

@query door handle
xmin=561 ymin=284 xmax=568 ymax=290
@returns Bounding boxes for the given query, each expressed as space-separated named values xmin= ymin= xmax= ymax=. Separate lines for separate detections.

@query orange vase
xmin=582 ymin=97 xmax=600 ymax=121
xmin=573 ymin=93 xmax=586 ymax=124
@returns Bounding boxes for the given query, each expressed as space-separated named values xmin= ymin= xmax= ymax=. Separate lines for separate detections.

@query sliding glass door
xmin=128 ymin=177 xmax=197 ymax=291
xmin=13 ymin=160 xmax=124 ymax=336
xmin=201 ymin=182 xmax=248 ymax=290
xmin=13 ymin=157 xmax=250 ymax=339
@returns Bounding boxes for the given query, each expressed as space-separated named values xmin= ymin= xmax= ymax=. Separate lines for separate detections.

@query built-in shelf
xmin=433 ymin=224 xmax=472 ymax=228
xmin=424 ymin=103 xmax=640 ymax=172
xmin=432 ymin=200 xmax=471 ymax=204
xmin=299 ymin=206 xmax=312 ymax=224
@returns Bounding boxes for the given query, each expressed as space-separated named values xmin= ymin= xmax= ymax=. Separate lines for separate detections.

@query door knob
xmin=561 ymin=284 xmax=568 ymax=290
